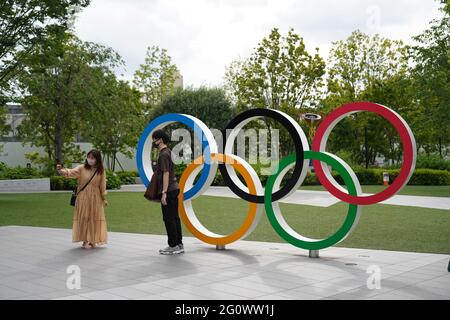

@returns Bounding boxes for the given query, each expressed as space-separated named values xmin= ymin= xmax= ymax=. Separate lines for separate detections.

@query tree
xmin=226 ymin=28 xmax=325 ymax=112
xmin=81 ymin=77 xmax=145 ymax=171
xmin=441 ymin=0 xmax=450 ymax=15
xmin=0 ymin=105 xmax=11 ymax=153
xmin=325 ymin=30 xmax=409 ymax=108
xmin=323 ymin=30 xmax=411 ymax=168
xmin=153 ymin=87 xmax=234 ymax=130
xmin=411 ymin=3 xmax=450 ymax=158
xmin=0 ymin=0 xmax=90 ymax=101
xmin=133 ymin=45 xmax=179 ymax=112
xmin=17 ymin=33 xmax=124 ymax=171
xmin=225 ymin=28 xmax=325 ymax=155
xmin=151 ymin=87 xmax=235 ymax=163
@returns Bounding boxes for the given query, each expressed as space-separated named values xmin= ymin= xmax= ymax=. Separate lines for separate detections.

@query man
xmin=152 ymin=129 xmax=184 ymax=255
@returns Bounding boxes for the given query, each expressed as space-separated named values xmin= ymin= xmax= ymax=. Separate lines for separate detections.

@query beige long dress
xmin=61 ymin=165 xmax=108 ymax=245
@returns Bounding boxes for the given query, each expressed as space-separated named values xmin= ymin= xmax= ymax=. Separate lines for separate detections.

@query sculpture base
xmin=309 ymin=250 xmax=320 ymax=259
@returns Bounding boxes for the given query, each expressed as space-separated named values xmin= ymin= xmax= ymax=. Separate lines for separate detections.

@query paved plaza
xmin=0 ymin=226 xmax=448 ymax=300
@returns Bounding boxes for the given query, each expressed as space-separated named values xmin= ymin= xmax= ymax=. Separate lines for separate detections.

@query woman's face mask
xmin=87 ymin=158 xmax=96 ymax=166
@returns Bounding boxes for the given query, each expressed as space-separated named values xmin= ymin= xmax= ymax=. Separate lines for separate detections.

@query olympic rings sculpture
xmin=137 ymin=102 xmax=417 ymax=251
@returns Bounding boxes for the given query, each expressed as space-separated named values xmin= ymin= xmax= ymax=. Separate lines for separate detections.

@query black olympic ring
xmin=219 ymin=108 xmax=307 ymax=204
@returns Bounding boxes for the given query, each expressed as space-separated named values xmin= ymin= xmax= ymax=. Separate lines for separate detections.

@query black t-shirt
xmin=156 ymin=147 xmax=179 ymax=194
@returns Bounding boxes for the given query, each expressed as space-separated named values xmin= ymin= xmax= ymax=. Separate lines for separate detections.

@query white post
xmin=309 ymin=250 xmax=320 ymax=258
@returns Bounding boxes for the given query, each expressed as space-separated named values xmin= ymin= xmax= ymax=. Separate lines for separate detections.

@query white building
xmin=0 ymin=103 xmax=138 ymax=171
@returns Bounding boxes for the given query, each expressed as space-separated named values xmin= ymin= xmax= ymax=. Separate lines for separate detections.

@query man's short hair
xmin=152 ymin=129 xmax=170 ymax=144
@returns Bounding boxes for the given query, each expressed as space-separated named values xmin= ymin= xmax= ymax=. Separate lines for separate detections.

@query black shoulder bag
xmin=70 ymin=170 xmax=98 ymax=206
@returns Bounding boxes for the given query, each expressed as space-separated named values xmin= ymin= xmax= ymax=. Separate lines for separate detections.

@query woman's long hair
xmin=84 ymin=149 xmax=105 ymax=174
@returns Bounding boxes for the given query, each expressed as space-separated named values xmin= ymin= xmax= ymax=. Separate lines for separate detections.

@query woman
xmin=56 ymin=150 xmax=108 ymax=249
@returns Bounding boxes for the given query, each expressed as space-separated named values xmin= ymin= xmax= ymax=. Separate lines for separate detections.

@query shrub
xmin=0 ymin=166 xmax=43 ymax=180
xmin=317 ymin=168 xmax=450 ymax=186
xmin=50 ymin=170 xmax=122 ymax=191
xmin=50 ymin=176 xmax=77 ymax=190
xmin=116 ymin=171 xmax=139 ymax=185
xmin=407 ymin=169 xmax=450 ymax=186
xmin=415 ymin=155 xmax=450 ymax=171
xmin=106 ymin=170 xmax=121 ymax=189
xmin=152 ymin=164 xmax=450 ymax=188
xmin=0 ymin=162 xmax=7 ymax=173
xmin=174 ymin=164 xmax=188 ymax=181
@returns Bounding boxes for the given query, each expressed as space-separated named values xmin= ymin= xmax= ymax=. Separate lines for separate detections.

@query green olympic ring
xmin=265 ymin=151 xmax=362 ymax=250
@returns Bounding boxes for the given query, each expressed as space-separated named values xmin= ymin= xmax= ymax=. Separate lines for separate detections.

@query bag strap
xmin=76 ymin=170 xmax=98 ymax=195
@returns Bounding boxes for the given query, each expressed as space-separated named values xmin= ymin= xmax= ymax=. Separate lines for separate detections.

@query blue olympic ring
xmin=136 ymin=113 xmax=214 ymax=201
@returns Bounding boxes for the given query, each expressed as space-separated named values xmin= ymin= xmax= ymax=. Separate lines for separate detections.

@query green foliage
xmin=0 ymin=0 xmax=91 ymax=101
xmin=50 ymin=176 xmax=77 ymax=190
xmin=205 ymin=167 xmax=450 ymax=187
xmin=225 ymin=28 xmax=325 ymax=156
xmin=226 ymin=28 xmax=325 ymax=111
xmin=106 ymin=171 xmax=121 ymax=190
xmin=80 ymin=77 xmax=145 ymax=171
xmin=174 ymin=163 xmax=188 ymax=182
xmin=133 ymin=45 xmax=179 ymax=110
xmin=50 ymin=170 xmax=122 ymax=190
xmin=415 ymin=154 xmax=450 ymax=171
xmin=325 ymin=30 xmax=409 ymax=105
xmin=0 ymin=106 xmax=10 ymax=148
xmin=410 ymin=9 xmax=450 ymax=157
xmin=25 ymin=147 xmax=84 ymax=177
xmin=0 ymin=166 xmax=43 ymax=180
xmin=17 ymin=33 xmax=124 ymax=172
xmin=322 ymin=30 xmax=411 ymax=169
xmin=153 ymin=87 xmax=235 ymax=130
xmin=407 ymin=169 xmax=450 ymax=186
xmin=327 ymin=168 xmax=450 ymax=186
xmin=116 ymin=171 xmax=139 ymax=185
xmin=0 ymin=162 xmax=7 ymax=172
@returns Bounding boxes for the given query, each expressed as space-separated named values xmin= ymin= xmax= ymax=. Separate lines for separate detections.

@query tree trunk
xmin=364 ymin=126 xmax=369 ymax=169
xmin=55 ymin=112 xmax=64 ymax=165
xmin=111 ymin=152 xmax=116 ymax=172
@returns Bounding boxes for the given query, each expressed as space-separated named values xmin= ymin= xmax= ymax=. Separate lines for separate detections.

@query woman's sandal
xmin=89 ymin=243 xmax=96 ymax=249
xmin=82 ymin=242 xmax=91 ymax=249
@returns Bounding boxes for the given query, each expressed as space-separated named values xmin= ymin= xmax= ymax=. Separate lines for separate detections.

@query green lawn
xmin=301 ymin=185 xmax=450 ymax=198
xmin=1 ymin=192 xmax=449 ymax=254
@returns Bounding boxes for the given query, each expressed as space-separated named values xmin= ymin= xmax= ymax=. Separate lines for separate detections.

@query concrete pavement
xmin=0 ymin=226 xmax=448 ymax=300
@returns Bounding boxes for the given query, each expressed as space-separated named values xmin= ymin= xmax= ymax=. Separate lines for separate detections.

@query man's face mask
xmin=152 ymin=139 xmax=161 ymax=148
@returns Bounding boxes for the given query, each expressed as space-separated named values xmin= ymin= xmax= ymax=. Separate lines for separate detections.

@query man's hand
xmin=161 ymin=193 xmax=167 ymax=206
xmin=103 ymin=199 xmax=108 ymax=207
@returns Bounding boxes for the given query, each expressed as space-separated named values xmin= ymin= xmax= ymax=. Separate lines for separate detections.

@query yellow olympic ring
xmin=178 ymin=153 xmax=264 ymax=246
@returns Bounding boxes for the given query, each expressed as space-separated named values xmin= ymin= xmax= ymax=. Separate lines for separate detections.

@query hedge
xmin=176 ymin=168 xmax=450 ymax=187
xmin=50 ymin=170 xmax=122 ymax=190
xmin=4 ymin=163 xmax=448 ymax=188
xmin=0 ymin=166 xmax=44 ymax=180
xmin=116 ymin=171 xmax=139 ymax=185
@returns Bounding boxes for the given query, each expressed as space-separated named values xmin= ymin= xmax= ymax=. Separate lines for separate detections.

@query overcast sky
xmin=74 ymin=0 xmax=443 ymax=88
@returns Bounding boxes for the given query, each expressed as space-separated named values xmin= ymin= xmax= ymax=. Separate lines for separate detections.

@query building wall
xmin=1 ymin=103 xmax=139 ymax=171
xmin=0 ymin=142 xmax=138 ymax=171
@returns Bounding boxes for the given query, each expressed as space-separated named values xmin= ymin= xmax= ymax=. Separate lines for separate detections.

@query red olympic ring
xmin=312 ymin=102 xmax=417 ymax=206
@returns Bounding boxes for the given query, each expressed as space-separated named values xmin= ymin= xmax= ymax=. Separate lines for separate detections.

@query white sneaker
xmin=159 ymin=245 xmax=182 ymax=255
